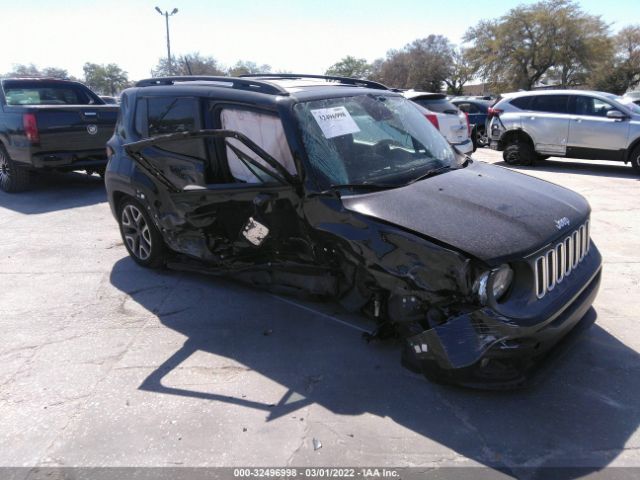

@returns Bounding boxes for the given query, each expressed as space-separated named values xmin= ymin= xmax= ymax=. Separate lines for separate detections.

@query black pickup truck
xmin=0 ymin=78 xmax=118 ymax=192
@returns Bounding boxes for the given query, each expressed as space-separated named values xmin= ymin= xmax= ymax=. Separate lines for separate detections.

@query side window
xmin=574 ymin=96 xmax=618 ymax=117
xmin=467 ymin=103 xmax=481 ymax=114
xmin=116 ymin=93 xmax=129 ymax=139
xmin=142 ymin=97 xmax=206 ymax=159
xmin=510 ymin=96 xmax=532 ymax=110
xmin=219 ymin=108 xmax=296 ymax=184
xmin=134 ymin=98 xmax=147 ymax=137
xmin=529 ymin=95 xmax=569 ymax=114
xmin=148 ymin=97 xmax=196 ymax=135
xmin=456 ymin=103 xmax=472 ymax=113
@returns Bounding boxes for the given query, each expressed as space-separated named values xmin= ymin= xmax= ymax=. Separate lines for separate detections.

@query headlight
xmin=475 ymin=264 xmax=514 ymax=304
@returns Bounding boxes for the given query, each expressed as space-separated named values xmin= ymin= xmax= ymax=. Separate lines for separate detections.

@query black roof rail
xmin=240 ymin=73 xmax=389 ymax=91
xmin=134 ymin=76 xmax=289 ymax=95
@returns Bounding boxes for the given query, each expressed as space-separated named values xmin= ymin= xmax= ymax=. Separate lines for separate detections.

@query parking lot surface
xmin=0 ymin=150 xmax=639 ymax=477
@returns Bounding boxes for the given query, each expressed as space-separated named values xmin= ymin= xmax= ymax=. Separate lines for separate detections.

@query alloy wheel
xmin=0 ymin=151 xmax=11 ymax=185
xmin=121 ymin=204 xmax=152 ymax=261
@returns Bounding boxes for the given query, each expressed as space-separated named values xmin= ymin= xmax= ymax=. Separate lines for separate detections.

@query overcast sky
xmin=1 ymin=0 xmax=638 ymax=81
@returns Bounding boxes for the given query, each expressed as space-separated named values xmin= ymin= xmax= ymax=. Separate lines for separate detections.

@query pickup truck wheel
xmin=118 ymin=198 xmax=165 ymax=268
xmin=503 ymin=141 xmax=535 ymax=166
xmin=631 ymin=145 xmax=640 ymax=173
xmin=0 ymin=145 xmax=30 ymax=193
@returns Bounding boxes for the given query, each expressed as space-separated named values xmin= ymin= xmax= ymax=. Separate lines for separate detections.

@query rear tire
xmin=0 ymin=144 xmax=30 ymax=193
xmin=117 ymin=197 xmax=166 ymax=268
xmin=503 ymin=140 xmax=536 ymax=166
xmin=630 ymin=145 xmax=640 ymax=173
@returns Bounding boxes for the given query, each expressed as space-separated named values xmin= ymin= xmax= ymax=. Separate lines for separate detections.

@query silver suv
xmin=488 ymin=89 xmax=640 ymax=172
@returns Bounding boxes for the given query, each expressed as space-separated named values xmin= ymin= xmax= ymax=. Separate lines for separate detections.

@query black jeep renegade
xmin=105 ymin=74 xmax=602 ymax=388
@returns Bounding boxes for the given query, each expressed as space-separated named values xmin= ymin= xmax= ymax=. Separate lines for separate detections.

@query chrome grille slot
xmin=546 ymin=250 xmax=556 ymax=291
xmin=564 ymin=236 xmax=572 ymax=276
xmin=556 ymin=243 xmax=564 ymax=284
xmin=534 ymin=220 xmax=590 ymax=299
xmin=535 ymin=257 xmax=546 ymax=299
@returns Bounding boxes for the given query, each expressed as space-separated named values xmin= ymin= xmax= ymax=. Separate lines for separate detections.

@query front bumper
xmin=406 ymin=264 xmax=602 ymax=389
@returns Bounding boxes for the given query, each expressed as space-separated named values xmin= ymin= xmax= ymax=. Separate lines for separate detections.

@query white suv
xmin=403 ymin=91 xmax=473 ymax=155
xmin=488 ymin=89 xmax=640 ymax=172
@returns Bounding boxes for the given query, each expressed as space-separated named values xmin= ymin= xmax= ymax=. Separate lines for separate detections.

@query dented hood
xmin=341 ymin=161 xmax=590 ymax=262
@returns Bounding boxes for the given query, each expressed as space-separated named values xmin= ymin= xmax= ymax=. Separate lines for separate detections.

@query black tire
xmin=0 ymin=144 xmax=30 ymax=193
xmin=630 ymin=145 xmax=640 ymax=173
xmin=117 ymin=197 xmax=166 ymax=268
xmin=503 ymin=140 xmax=536 ymax=166
xmin=476 ymin=127 xmax=488 ymax=148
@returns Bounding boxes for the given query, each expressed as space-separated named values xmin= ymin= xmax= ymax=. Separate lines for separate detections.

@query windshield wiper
xmin=405 ymin=165 xmax=452 ymax=185
xmin=320 ymin=182 xmax=398 ymax=195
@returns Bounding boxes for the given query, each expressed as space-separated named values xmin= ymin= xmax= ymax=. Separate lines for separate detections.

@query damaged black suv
xmin=105 ymin=74 xmax=602 ymax=388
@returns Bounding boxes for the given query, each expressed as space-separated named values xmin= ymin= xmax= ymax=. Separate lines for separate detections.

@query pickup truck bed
xmin=0 ymin=78 xmax=119 ymax=192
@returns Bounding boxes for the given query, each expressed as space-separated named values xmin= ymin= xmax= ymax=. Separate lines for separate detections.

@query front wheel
xmin=630 ymin=145 xmax=640 ymax=173
xmin=0 ymin=144 xmax=30 ymax=193
xmin=118 ymin=197 xmax=166 ymax=268
xmin=503 ymin=141 xmax=536 ymax=166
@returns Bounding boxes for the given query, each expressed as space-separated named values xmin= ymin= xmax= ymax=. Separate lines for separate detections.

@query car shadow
xmin=493 ymin=159 xmax=639 ymax=180
xmin=110 ymin=258 xmax=640 ymax=478
xmin=0 ymin=171 xmax=106 ymax=214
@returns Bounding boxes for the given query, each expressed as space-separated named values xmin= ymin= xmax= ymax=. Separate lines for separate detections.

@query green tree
xmin=325 ymin=56 xmax=372 ymax=78
xmin=464 ymin=0 xmax=610 ymax=91
xmin=83 ymin=63 xmax=129 ymax=96
xmin=41 ymin=67 xmax=71 ymax=79
xmin=227 ymin=60 xmax=271 ymax=77
xmin=445 ymin=49 xmax=474 ymax=95
xmin=371 ymin=35 xmax=454 ymax=91
xmin=591 ymin=25 xmax=640 ymax=94
xmin=4 ymin=64 xmax=77 ymax=81
xmin=152 ymin=52 xmax=226 ymax=77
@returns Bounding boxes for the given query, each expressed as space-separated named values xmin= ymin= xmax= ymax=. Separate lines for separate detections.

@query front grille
xmin=534 ymin=220 xmax=590 ymax=299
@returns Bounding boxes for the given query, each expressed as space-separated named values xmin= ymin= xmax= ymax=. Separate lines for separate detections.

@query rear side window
xmin=509 ymin=96 xmax=532 ymax=110
xmin=3 ymin=82 xmax=99 ymax=105
xmin=413 ymin=98 xmax=459 ymax=114
xmin=148 ymin=97 xmax=198 ymax=135
xmin=455 ymin=102 xmax=481 ymax=114
xmin=529 ymin=95 xmax=569 ymax=114
xmin=135 ymin=96 xmax=206 ymax=159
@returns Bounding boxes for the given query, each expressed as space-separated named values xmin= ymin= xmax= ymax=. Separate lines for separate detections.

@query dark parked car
xmin=0 ymin=78 xmax=118 ymax=192
xmin=105 ymin=74 xmax=602 ymax=387
xmin=451 ymin=98 xmax=492 ymax=148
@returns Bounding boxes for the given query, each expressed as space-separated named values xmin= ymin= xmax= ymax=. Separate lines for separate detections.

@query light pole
xmin=155 ymin=6 xmax=178 ymax=75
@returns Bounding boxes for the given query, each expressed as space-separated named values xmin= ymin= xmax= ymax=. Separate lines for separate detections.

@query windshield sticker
xmin=310 ymin=107 xmax=360 ymax=139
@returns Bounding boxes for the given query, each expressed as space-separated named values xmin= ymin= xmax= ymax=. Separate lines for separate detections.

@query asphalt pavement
xmin=0 ymin=151 xmax=638 ymax=479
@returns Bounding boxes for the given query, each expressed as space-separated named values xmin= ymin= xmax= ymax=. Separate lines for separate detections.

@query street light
xmin=155 ymin=6 xmax=179 ymax=75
